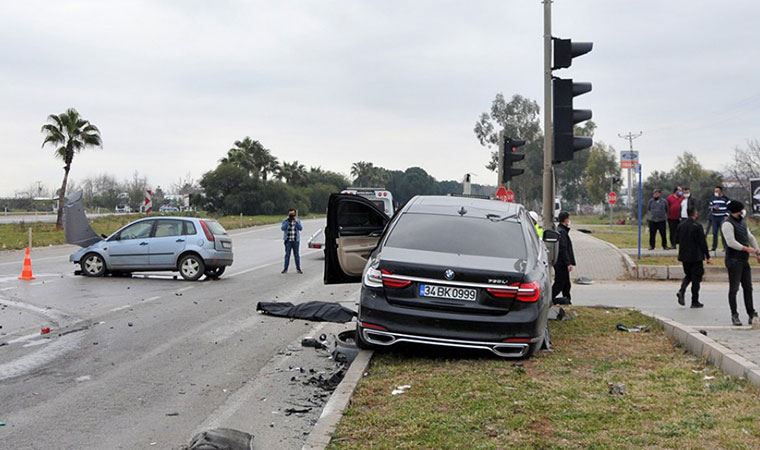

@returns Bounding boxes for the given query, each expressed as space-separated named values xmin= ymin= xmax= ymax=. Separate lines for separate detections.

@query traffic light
xmin=552 ymin=38 xmax=593 ymax=163
xmin=502 ymin=138 xmax=526 ymax=183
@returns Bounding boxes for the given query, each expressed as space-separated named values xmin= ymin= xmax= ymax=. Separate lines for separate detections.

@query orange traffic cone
xmin=18 ymin=247 xmax=35 ymax=281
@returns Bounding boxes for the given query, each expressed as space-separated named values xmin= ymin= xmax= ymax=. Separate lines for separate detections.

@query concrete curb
xmin=302 ymin=349 xmax=374 ymax=450
xmin=640 ymin=310 xmax=760 ymax=387
xmin=632 ymin=264 xmax=760 ymax=281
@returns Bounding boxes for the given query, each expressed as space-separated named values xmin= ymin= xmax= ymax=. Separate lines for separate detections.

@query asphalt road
xmin=0 ymin=219 xmax=360 ymax=449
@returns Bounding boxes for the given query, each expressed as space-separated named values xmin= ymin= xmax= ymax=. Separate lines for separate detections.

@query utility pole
xmin=497 ymin=131 xmax=504 ymax=187
xmin=542 ymin=0 xmax=554 ymax=229
xmin=618 ymin=131 xmax=642 ymax=214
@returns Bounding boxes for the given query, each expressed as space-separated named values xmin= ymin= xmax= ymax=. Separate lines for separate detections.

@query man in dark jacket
xmin=647 ymin=189 xmax=668 ymax=250
xmin=552 ymin=212 xmax=576 ymax=304
xmin=676 ymin=206 xmax=710 ymax=308
xmin=721 ymin=201 xmax=760 ymax=326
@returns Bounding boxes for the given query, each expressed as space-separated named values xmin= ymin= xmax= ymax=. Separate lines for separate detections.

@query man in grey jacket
xmin=647 ymin=189 xmax=668 ymax=250
xmin=721 ymin=201 xmax=759 ymax=326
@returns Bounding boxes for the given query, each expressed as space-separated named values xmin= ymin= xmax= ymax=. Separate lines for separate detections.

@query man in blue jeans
xmin=281 ymin=208 xmax=303 ymax=274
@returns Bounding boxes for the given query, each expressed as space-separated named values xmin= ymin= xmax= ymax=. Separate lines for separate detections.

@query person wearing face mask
xmin=676 ymin=206 xmax=710 ymax=308
xmin=647 ymin=188 xmax=668 ymax=250
xmin=281 ymin=208 xmax=303 ymax=274
xmin=720 ymin=201 xmax=759 ymax=326
xmin=708 ymin=186 xmax=730 ymax=251
xmin=666 ymin=186 xmax=683 ymax=249
xmin=552 ymin=211 xmax=576 ymax=304
xmin=680 ymin=187 xmax=694 ymax=221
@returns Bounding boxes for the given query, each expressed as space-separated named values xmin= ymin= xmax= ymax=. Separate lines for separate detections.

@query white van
xmin=340 ymin=188 xmax=395 ymax=216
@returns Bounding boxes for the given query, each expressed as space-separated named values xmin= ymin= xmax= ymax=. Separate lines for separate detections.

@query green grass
xmin=329 ymin=307 xmax=760 ymax=449
xmin=573 ymin=213 xmax=631 ymax=226
xmin=579 ymin=224 xmax=641 ymax=249
xmin=636 ymin=255 xmax=757 ymax=267
xmin=0 ymin=213 xmax=324 ymax=250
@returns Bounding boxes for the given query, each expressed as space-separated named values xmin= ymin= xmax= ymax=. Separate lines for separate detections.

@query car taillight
xmin=488 ymin=281 xmax=541 ymax=302
xmin=503 ymin=337 xmax=532 ymax=343
xmin=381 ymin=269 xmax=412 ymax=289
xmin=363 ymin=266 xmax=383 ymax=288
xmin=199 ymin=220 xmax=215 ymax=241
xmin=359 ymin=321 xmax=388 ymax=331
xmin=516 ymin=281 xmax=541 ymax=302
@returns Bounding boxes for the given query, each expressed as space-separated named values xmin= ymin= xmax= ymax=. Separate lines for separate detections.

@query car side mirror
xmin=542 ymin=229 xmax=560 ymax=243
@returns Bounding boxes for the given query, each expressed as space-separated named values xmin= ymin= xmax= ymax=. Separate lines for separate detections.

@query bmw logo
xmin=444 ymin=269 xmax=455 ymax=280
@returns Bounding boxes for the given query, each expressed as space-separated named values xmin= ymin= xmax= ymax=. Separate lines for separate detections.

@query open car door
xmin=64 ymin=191 xmax=103 ymax=248
xmin=324 ymin=193 xmax=390 ymax=284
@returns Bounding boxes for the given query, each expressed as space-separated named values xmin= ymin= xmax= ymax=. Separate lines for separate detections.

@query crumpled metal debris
xmin=608 ymin=383 xmax=626 ymax=396
xmin=615 ymin=323 xmax=650 ymax=333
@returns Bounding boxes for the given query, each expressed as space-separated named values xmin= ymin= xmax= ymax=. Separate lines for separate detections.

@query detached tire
xmin=178 ymin=254 xmax=205 ymax=281
xmin=81 ymin=253 xmax=106 ymax=277
xmin=204 ymin=266 xmax=226 ymax=279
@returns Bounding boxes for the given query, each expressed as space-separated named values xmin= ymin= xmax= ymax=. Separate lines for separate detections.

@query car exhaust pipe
xmin=361 ymin=328 xmax=530 ymax=358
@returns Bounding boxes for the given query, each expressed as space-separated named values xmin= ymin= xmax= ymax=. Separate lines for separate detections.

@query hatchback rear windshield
xmin=384 ymin=213 xmax=527 ymax=259
xmin=205 ymin=220 xmax=227 ymax=235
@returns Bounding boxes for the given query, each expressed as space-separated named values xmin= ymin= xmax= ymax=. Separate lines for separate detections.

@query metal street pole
xmin=497 ymin=131 xmax=504 ymax=188
xmin=637 ymin=163 xmax=643 ymax=261
xmin=609 ymin=178 xmax=613 ymax=228
xmin=542 ymin=0 xmax=554 ymax=229
xmin=619 ymin=131 xmax=642 ymax=216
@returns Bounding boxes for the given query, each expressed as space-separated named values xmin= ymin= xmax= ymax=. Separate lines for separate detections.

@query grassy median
xmin=0 ymin=213 xmax=322 ymax=250
xmin=329 ymin=307 xmax=760 ymax=449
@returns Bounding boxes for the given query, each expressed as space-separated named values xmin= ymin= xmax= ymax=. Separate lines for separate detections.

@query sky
xmin=1 ymin=0 xmax=759 ymax=196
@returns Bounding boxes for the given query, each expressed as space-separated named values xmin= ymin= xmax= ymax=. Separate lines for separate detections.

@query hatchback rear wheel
xmin=81 ymin=253 xmax=106 ymax=277
xmin=179 ymin=254 xmax=205 ymax=281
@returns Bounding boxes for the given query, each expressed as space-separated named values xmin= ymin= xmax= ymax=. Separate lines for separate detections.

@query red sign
xmin=495 ymin=186 xmax=515 ymax=202
xmin=607 ymin=191 xmax=618 ymax=205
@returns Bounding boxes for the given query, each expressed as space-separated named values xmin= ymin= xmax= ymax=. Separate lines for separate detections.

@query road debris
xmin=615 ymin=323 xmax=649 ymax=333
xmin=182 ymin=428 xmax=253 ymax=450
xmin=166 ymin=412 xmax=180 ymax=417
xmin=608 ymin=383 xmax=626 ymax=396
xmin=301 ymin=337 xmax=328 ymax=350
xmin=284 ymin=407 xmax=312 ymax=416
xmin=40 ymin=327 xmax=51 ymax=335
xmin=575 ymin=276 xmax=593 ymax=285
xmin=392 ymin=385 xmax=412 ymax=396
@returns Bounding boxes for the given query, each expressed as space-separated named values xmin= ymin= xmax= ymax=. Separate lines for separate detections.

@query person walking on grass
xmin=721 ymin=201 xmax=759 ymax=326
xmin=666 ymin=186 xmax=683 ymax=248
xmin=552 ymin=212 xmax=576 ymax=305
xmin=281 ymin=208 xmax=303 ymax=274
xmin=647 ymin=188 xmax=668 ymax=250
xmin=676 ymin=206 xmax=710 ymax=308
xmin=708 ymin=185 xmax=730 ymax=251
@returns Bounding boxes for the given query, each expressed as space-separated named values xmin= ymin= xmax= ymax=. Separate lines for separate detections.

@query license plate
xmin=418 ymin=284 xmax=477 ymax=301
xmin=221 ymin=241 xmax=232 ymax=249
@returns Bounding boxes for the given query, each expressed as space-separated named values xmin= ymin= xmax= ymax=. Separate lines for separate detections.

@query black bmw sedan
xmin=324 ymin=194 xmax=558 ymax=358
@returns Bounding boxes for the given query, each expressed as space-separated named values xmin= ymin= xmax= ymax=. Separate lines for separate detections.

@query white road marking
xmin=75 ymin=375 xmax=91 ymax=382
xmin=227 ymin=250 xmax=320 ymax=279
xmin=23 ymin=339 xmax=50 ymax=348
xmin=0 ymin=256 xmax=68 ymax=267
xmin=145 ymin=295 xmax=161 ymax=302
xmin=176 ymin=285 xmax=195 ymax=293
xmin=109 ymin=305 xmax=132 ymax=313
xmin=0 ymin=286 xmax=14 ymax=291
xmin=8 ymin=332 xmax=45 ymax=344
xmin=0 ymin=332 xmax=84 ymax=382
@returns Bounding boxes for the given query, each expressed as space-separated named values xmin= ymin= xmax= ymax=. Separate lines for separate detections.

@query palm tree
xmin=41 ymin=108 xmax=102 ymax=229
xmin=221 ymin=137 xmax=278 ymax=181
xmin=278 ymin=160 xmax=308 ymax=186
xmin=350 ymin=161 xmax=387 ymax=187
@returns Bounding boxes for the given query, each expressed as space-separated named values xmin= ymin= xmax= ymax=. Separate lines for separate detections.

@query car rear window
xmin=384 ymin=213 xmax=527 ymax=259
xmin=205 ymin=220 xmax=227 ymax=235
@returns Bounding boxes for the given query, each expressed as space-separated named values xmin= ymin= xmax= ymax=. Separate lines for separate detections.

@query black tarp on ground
xmin=256 ymin=301 xmax=356 ymax=323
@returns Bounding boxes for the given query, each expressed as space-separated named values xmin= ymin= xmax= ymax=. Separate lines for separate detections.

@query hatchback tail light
xmin=381 ymin=269 xmax=412 ymax=289
xmin=488 ymin=281 xmax=541 ymax=303
xmin=199 ymin=220 xmax=215 ymax=241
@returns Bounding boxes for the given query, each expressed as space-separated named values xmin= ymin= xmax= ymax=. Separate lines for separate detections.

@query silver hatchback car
xmin=69 ymin=216 xmax=233 ymax=281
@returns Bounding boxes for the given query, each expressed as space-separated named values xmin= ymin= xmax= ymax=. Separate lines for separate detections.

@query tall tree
xmin=278 ymin=160 xmax=308 ymax=186
xmin=41 ymin=108 xmax=102 ymax=229
xmin=220 ymin=137 xmax=277 ymax=181
xmin=351 ymin=161 xmax=388 ymax=187
xmin=583 ymin=142 xmax=620 ymax=204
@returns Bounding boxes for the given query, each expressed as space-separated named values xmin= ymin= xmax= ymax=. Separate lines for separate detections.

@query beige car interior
xmin=337 ymin=234 xmax=381 ymax=277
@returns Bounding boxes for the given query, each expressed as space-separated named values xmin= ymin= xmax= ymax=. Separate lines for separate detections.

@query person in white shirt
xmin=680 ymin=187 xmax=694 ymax=221
xmin=721 ymin=200 xmax=760 ymax=326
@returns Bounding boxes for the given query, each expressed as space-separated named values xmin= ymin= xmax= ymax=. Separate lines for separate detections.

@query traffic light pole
xmin=542 ymin=0 xmax=554 ymax=229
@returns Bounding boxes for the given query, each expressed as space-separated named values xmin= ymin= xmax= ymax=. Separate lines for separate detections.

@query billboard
xmin=751 ymin=179 xmax=760 ymax=216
